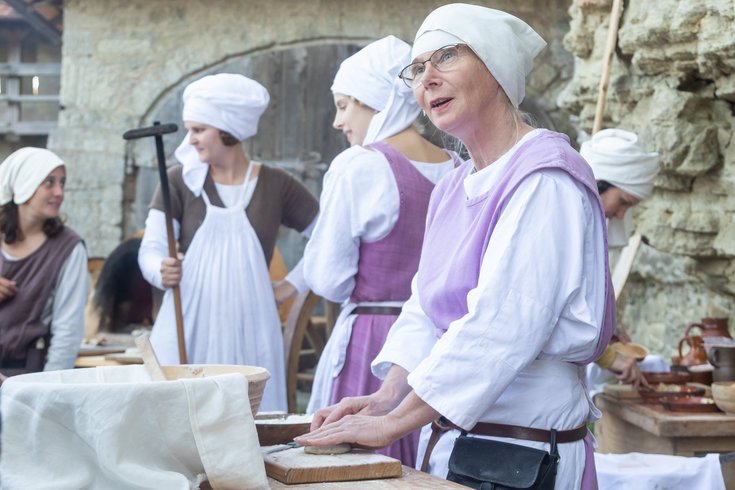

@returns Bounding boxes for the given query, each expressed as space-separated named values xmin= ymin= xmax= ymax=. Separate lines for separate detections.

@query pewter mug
xmin=709 ymin=345 xmax=735 ymax=382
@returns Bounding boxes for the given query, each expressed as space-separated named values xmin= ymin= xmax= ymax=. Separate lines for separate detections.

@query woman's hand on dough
xmin=296 ymin=414 xmax=397 ymax=451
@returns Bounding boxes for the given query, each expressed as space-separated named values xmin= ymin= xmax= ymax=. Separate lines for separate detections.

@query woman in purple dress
xmin=298 ymin=5 xmax=615 ymax=488
xmin=303 ymin=35 xmax=458 ymax=466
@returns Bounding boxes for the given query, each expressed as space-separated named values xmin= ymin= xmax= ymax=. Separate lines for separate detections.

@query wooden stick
xmin=612 ymin=233 xmax=643 ymax=302
xmin=135 ymin=333 xmax=167 ymax=381
xmin=592 ymin=0 xmax=624 ymax=134
xmin=152 ymin=126 xmax=188 ymax=364
xmin=123 ymin=122 xmax=186 ymax=363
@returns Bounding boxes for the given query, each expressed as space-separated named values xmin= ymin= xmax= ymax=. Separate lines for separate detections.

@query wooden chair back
xmin=282 ymin=290 xmax=321 ymax=413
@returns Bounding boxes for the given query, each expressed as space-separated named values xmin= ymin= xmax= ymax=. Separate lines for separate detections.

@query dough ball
xmin=303 ymin=443 xmax=352 ymax=455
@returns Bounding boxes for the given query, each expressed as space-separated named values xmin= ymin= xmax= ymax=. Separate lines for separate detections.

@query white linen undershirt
xmin=2 ymin=241 xmax=89 ymax=371
xmin=372 ymin=129 xmax=607 ymax=428
xmin=303 ymin=145 xmax=455 ymax=303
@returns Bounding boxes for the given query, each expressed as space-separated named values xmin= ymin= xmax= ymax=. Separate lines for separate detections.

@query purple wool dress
xmin=416 ymin=130 xmax=616 ymax=489
xmin=329 ymin=141 xmax=443 ymax=467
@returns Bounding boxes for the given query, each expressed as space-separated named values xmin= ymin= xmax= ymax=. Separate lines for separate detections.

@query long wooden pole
xmin=592 ymin=0 xmax=624 ymax=134
xmin=152 ymin=124 xmax=188 ymax=364
xmin=123 ymin=122 xmax=186 ymax=363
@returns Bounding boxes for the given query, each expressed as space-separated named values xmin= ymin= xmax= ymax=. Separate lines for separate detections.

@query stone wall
xmin=52 ymin=0 xmax=573 ymax=258
xmin=559 ymin=0 xmax=735 ymax=355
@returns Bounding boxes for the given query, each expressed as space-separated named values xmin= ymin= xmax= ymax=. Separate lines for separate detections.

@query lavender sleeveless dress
xmin=328 ymin=141 xmax=442 ymax=466
xmin=416 ymin=131 xmax=616 ymax=488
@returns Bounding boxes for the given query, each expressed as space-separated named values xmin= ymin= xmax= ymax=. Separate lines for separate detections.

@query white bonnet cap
xmin=331 ymin=35 xmax=420 ymax=145
xmin=411 ymin=3 xmax=546 ymax=108
xmin=581 ymin=128 xmax=660 ymax=247
xmin=581 ymin=128 xmax=660 ymax=201
xmin=175 ymin=73 xmax=270 ymax=196
xmin=0 ymin=147 xmax=65 ymax=205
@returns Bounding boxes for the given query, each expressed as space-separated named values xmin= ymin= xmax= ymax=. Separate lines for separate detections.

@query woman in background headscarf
xmin=583 ymin=128 xmax=662 ymax=392
xmin=0 ymin=148 xmax=88 ymax=382
xmin=298 ymin=5 xmax=614 ymax=488
xmin=138 ymin=73 xmax=319 ymax=411
xmin=581 ymin=128 xmax=660 ymax=249
xmin=303 ymin=35 xmax=458 ymax=465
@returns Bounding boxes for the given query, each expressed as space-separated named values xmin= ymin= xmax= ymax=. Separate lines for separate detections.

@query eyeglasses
xmin=398 ymin=44 xmax=464 ymax=88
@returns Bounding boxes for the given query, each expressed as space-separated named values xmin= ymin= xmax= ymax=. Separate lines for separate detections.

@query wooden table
xmin=596 ymin=393 xmax=735 ymax=488
xmin=267 ymin=467 xmax=465 ymax=489
xmin=200 ymin=467 xmax=465 ymax=489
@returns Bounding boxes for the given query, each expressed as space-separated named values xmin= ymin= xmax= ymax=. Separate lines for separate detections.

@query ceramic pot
xmin=688 ymin=363 xmax=714 ymax=385
xmin=678 ymin=335 xmax=708 ymax=367
xmin=685 ymin=317 xmax=731 ymax=339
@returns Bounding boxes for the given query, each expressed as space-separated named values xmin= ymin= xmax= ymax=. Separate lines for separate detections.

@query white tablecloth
xmin=595 ymin=452 xmax=725 ymax=490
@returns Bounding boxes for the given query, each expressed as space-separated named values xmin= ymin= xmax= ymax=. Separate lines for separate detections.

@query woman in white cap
xmin=581 ymin=128 xmax=660 ymax=249
xmin=138 ymin=73 xmax=318 ymax=411
xmin=297 ymin=5 xmax=614 ymax=488
xmin=0 ymin=148 xmax=89 ymax=382
xmin=583 ymin=128 xmax=662 ymax=393
xmin=302 ymin=35 xmax=458 ymax=465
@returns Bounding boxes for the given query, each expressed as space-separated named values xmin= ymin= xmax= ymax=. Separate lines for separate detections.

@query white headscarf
xmin=411 ymin=3 xmax=546 ymax=108
xmin=0 ymin=147 xmax=65 ymax=205
xmin=581 ymin=128 xmax=660 ymax=247
xmin=330 ymin=35 xmax=420 ymax=145
xmin=175 ymin=73 xmax=270 ymax=196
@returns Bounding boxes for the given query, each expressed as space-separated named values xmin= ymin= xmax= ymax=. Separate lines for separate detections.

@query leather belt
xmin=352 ymin=306 xmax=402 ymax=316
xmin=420 ymin=417 xmax=587 ymax=473
xmin=470 ymin=421 xmax=588 ymax=444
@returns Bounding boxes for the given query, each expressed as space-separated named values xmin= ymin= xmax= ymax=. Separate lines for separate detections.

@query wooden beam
xmin=0 ymin=62 xmax=61 ymax=76
xmin=2 ymin=0 xmax=61 ymax=45
xmin=0 ymin=94 xmax=59 ymax=102
xmin=0 ymin=121 xmax=57 ymax=135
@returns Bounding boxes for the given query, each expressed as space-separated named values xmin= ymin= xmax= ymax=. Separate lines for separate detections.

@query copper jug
xmin=684 ymin=317 xmax=731 ymax=339
xmin=678 ymin=335 xmax=708 ymax=367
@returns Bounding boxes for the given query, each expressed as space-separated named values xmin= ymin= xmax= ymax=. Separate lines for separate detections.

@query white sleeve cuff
xmin=285 ymin=259 xmax=308 ymax=294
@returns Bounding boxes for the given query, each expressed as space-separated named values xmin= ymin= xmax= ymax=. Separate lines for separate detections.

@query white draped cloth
xmin=303 ymin=146 xmax=455 ymax=412
xmin=411 ymin=4 xmax=546 ymax=108
xmin=330 ymin=35 xmax=420 ymax=145
xmin=0 ymin=366 xmax=268 ymax=489
xmin=581 ymin=128 xmax=660 ymax=247
xmin=372 ymin=130 xmax=608 ymax=487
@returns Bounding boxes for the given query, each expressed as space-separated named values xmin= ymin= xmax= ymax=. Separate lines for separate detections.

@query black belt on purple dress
xmin=352 ymin=306 xmax=402 ymax=316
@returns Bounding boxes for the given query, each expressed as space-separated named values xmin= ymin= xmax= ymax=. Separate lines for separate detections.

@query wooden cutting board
xmin=603 ymin=383 xmax=641 ymax=399
xmin=262 ymin=446 xmax=402 ymax=484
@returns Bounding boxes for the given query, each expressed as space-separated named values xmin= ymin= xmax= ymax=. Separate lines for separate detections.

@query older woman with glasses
xmin=303 ymin=35 xmax=457 ymax=466
xmin=297 ymin=5 xmax=614 ymax=489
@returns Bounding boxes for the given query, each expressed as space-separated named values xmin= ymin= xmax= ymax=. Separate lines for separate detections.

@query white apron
xmin=151 ymin=165 xmax=287 ymax=412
